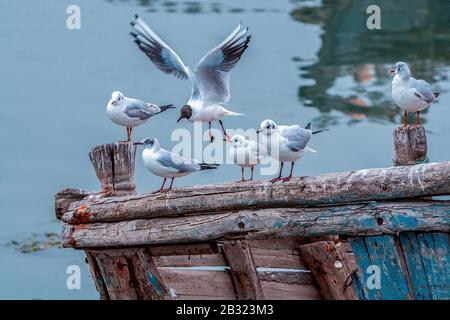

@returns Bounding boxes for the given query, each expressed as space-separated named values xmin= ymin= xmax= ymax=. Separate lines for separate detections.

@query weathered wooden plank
xmin=85 ymin=252 xmax=109 ymax=300
xmin=299 ymin=241 xmax=358 ymax=300
xmin=61 ymin=161 xmax=450 ymax=224
xmin=399 ymin=232 xmax=433 ymax=299
xmin=157 ymin=268 xmax=237 ymax=299
xmin=258 ymin=271 xmax=315 ymax=285
xmin=260 ymin=281 xmax=322 ymax=300
xmin=221 ymin=240 xmax=264 ymax=300
xmin=88 ymin=142 xmax=136 ymax=196
xmin=154 ymin=254 xmax=227 ymax=268
xmin=128 ymin=248 xmax=168 ymax=300
xmin=350 ymin=235 xmax=412 ymax=300
xmin=416 ymin=233 xmax=450 ymax=299
xmin=251 ymin=248 xmax=307 ymax=270
xmin=348 ymin=237 xmax=377 ymax=300
xmin=62 ymin=201 xmax=450 ymax=249
xmin=148 ymin=243 xmax=219 ymax=256
xmin=55 ymin=188 xmax=91 ymax=220
xmin=393 ymin=125 xmax=427 ymax=165
xmin=94 ymin=253 xmax=138 ymax=300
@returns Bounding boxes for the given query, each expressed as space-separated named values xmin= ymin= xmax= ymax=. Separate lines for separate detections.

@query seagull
xmin=227 ymin=135 xmax=266 ymax=182
xmin=107 ymin=91 xmax=174 ymax=142
xmin=257 ymin=120 xmax=328 ymax=183
xmin=390 ymin=62 xmax=440 ymax=127
xmin=130 ymin=15 xmax=250 ymax=142
xmin=134 ymin=137 xmax=219 ymax=193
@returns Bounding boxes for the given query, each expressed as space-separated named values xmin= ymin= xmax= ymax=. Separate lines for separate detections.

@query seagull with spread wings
xmin=130 ymin=15 xmax=251 ymax=142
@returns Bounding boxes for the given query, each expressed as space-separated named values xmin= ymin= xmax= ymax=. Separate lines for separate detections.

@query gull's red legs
xmin=281 ymin=162 xmax=295 ymax=183
xmin=219 ymin=120 xmax=231 ymax=140
xmin=270 ymin=162 xmax=284 ymax=183
xmin=153 ymin=177 xmax=167 ymax=194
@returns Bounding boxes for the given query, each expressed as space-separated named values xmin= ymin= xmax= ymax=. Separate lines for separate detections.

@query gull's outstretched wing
xmin=131 ymin=15 xmax=191 ymax=80
xmin=282 ymin=125 xmax=312 ymax=152
xmin=194 ymin=24 xmax=251 ymax=104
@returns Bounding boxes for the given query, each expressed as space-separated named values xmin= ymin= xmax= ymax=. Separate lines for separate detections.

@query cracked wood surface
xmin=60 ymin=161 xmax=450 ymax=224
xmin=62 ymin=200 xmax=450 ymax=249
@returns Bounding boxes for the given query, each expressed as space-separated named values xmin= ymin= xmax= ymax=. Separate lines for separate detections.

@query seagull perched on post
xmin=130 ymin=15 xmax=250 ymax=142
xmin=107 ymin=91 xmax=174 ymax=142
xmin=257 ymin=120 xmax=327 ymax=183
xmin=227 ymin=135 xmax=266 ymax=182
xmin=390 ymin=62 xmax=440 ymax=127
xmin=134 ymin=137 xmax=219 ymax=193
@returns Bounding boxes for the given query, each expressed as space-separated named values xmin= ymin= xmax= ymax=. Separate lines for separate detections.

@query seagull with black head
xmin=130 ymin=15 xmax=250 ymax=142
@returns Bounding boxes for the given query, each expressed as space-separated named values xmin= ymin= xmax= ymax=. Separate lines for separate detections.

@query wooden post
xmin=393 ymin=125 xmax=427 ymax=165
xmin=89 ymin=142 xmax=137 ymax=196
xmin=221 ymin=240 xmax=264 ymax=300
xmin=299 ymin=241 xmax=358 ymax=300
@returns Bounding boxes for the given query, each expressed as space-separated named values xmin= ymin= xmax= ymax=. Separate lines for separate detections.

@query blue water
xmin=1 ymin=0 xmax=449 ymax=299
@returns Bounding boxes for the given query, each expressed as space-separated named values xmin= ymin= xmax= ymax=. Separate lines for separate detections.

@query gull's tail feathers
xmin=199 ymin=163 xmax=220 ymax=170
xmin=225 ymin=110 xmax=244 ymax=116
xmin=158 ymin=104 xmax=175 ymax=113
xmin=312 ymin=128 xmax=330 ymax=135
xmin=304 ymin=122 xmax=329 ymax=134
xmin=305 ymin=146 xmax=317 ymax=154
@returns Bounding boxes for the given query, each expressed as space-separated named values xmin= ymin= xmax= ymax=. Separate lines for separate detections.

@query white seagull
xmin=227 ymin=134 xmax=266 ymax=182
xmin=107 ymin=91 xmax=174 ymax=142
xmin=134 ymin=137 xmax=219 ymax=193
xmin=257 ymin=120 xmax=327 ymax=183
xmin=130 ymin=15 xmax=250 ymax=142
xmin=391 ymin=62 xmax=440 ymax=127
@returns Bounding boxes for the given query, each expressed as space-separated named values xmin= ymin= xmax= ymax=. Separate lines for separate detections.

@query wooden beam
xmin=62 ymin=200 xmax=450 ymax=249
xmin=220 ymin=240 xmax=264 ymax=300
xmin=299 ymin=241 xmax=358 ymax=300
xmin=88 ymin=248 xmax=168 ymax=300
xmin=60 ymin=161 xmax=450 ymax=224
xmin=393 ymin=125 xmax=427 ymax=165
xmin=85 ymin=252 xmax=109 ymax=300
xmin=55 ymin=188 xmax=91 ymax=220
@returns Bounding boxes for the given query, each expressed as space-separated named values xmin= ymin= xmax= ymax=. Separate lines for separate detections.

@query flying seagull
xmin=391 ymin=62 xmax=439 ymax=127
xmin=107 ymin=91 xmax=174 ymax=142
xmin=257 ymin=120 xmax=328 ymax=183
xmin=134 ymin=137 xmax=219 ymax=193
xmin=130 ymin=15 xmax=250 ymax=142
xmin=227 ymin=134 xmax=266 ymax=182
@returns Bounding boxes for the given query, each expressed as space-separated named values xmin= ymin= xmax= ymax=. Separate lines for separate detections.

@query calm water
xmin=1 ymin=0 xmax=449 ymax=299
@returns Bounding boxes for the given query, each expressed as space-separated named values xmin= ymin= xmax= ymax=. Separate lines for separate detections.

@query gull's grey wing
xmin=131 ymin=15 xmax=190 ymax=80
xmin=124 ymin=100 xmax=159 ymax=120
xmin=282 ymin=125 xmax=312 ymax=152
xmin=157 ymin=150 xmax=200 ymax=173
xmin=413 ymin=79 xmax=436 ymax=103
xmin=193 ymin=24 xmax=251 ymax=104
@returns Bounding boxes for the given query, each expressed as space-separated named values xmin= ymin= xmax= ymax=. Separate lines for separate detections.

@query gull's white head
xmin=110 ymin=91 xmax=124 ymax=106
xmin=390 ymin=62 xmax=411 ymax=79
xmin=134 ymin=137 xmax=160 ymax=150
xmin=257 ymin=119 xmax=278 ymax=136
xmin=230 ymin=135 xmax=247 ymax=148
